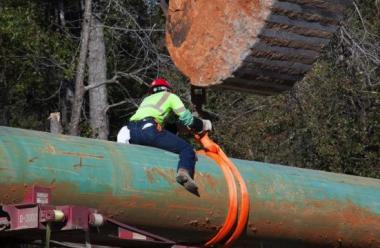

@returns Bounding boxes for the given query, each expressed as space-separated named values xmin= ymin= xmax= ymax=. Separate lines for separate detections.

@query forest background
xmin=0 ymin=0 xmax=379 ymax=178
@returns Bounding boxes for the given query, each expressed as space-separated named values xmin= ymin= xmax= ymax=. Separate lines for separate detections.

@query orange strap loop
xmin=198 ymin=150 xmax=238 ymax=247
xmin=196 ymin=133 xmax=250 ymax=248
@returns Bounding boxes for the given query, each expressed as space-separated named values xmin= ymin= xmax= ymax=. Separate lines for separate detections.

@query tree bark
xmin=88 ymin=16 xmax=109 ymax=139
xmin=69 ymin=0 xmax=92 ymax=136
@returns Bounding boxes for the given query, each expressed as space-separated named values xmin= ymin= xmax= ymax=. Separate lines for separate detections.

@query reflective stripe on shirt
xmin=174 ymin=106 xmax=186 ymax=115
xmin=139 ymin=92 xmax=171 ymax=112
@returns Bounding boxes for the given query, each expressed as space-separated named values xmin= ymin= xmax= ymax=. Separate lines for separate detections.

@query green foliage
xmin=0 ymin=1 xmax=75 ymax=129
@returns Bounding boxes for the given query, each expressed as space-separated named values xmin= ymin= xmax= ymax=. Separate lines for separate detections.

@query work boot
xmin=176 ymin=168 xmax=199 ymax=196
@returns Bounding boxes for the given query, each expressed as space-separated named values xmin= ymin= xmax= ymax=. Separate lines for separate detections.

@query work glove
xmin=202 ymin=119 xmax=212 ymax=132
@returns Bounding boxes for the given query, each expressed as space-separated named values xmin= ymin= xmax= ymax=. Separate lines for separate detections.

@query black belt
xmin=129 ymin=117 xmax=155 ymax=123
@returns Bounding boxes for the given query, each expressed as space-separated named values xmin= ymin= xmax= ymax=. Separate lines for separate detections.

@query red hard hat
xmin=150 ymin=78 xmax=172 ymax=89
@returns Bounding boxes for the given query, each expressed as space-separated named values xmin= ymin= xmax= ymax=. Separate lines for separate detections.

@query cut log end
xmin=166 ymin=0 xmax=353 ymax=94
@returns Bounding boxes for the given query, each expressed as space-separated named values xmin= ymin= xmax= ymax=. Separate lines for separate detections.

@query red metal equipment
xmin=0 ymin=185 xmax=176 ymax=247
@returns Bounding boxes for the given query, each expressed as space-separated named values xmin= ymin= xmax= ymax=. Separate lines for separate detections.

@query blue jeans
xmin=128 ymin=119 xmax=196 ymax=177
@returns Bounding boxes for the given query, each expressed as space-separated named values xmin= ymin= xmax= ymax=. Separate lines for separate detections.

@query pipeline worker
xmin=117 ymin=78 xmax=212 ymax=195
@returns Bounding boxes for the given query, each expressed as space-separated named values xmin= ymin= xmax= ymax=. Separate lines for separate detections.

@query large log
xmin=166 ymin=0 xmax=352 ymax=95
xmin=0 ymin=126 xmax=380 ymax=247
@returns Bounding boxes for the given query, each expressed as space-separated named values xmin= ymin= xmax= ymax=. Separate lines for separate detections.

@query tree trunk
xmin=0 ymin=106 xmax=9 ymax=127
xmin=48 ymin=112 xmax=63 ymax=134
xmin=58 ymin=0 xmax=66 ymax=27
xmin=0 ymin=83 xmax=9 ymax=126
xmin=69 ymin=0 xmax=92 ymax=136
xmin=60 ymin=82 xmax=73 ymax=132
xmin=88 ymin=16 xmax=109 ymax=140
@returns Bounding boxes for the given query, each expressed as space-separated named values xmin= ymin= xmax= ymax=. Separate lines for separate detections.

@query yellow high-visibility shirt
xmin=130 ymin=92 xmax=193 ymax=126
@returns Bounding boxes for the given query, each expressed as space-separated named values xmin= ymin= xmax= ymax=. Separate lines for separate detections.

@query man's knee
xmin=181 ymin=144 xmax=196 ymax=160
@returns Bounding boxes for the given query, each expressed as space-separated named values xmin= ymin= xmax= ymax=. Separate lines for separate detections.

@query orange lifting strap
xmin=196 ymin=133 xmax=250 ymax=248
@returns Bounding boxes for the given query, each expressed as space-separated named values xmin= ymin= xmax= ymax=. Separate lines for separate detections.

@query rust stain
xmin=62 ymin=151 xmax=103 ymax=160
xmin=145 ymin=168 xmax=155 ymax=183
xmin=202 ymin=173 xmax=218 ymax=189
xmin=238 ymin=0 xmax=261 ymax=16
xmin=144 ymin=167 xmax=175 ymax=185
xmin=168 ymin=204 xmax=210 ymax=212
xmin=166 ymin=0 xmax=270 ymax=86
xmin=154 ymin=167 xmax=175 ymax=184
xmin=43 ymin=144 xmax=57 ymax=154
xmin=140 ymin=202 xmax=157 ymax=209
xmin=40 ymin=144 xmax=103 ymax=160
xmin=249 ymin=199 xmax=380 ymax=247
xmin=188 ymin=220 xmax=199 ymax=226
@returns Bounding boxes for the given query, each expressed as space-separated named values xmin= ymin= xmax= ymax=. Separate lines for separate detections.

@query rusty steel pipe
xmin=166 ymin=0 xmax=353 ymax=95
xmin=0 ymin=126 xmax=379 ymax=247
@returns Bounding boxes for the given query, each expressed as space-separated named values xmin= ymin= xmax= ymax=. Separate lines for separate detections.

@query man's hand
xmin=202 ymin=119 xmax=212 ymax=132
xmin=188 ymin=116 xmax=212 ymax=133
